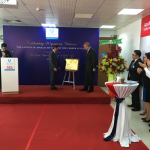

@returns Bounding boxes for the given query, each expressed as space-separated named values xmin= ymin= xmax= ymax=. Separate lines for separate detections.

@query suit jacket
xmin=49 ymin=51 xmax=59 ymax=70
xmin=85 ymin=48 xmax=97 ymax=71
xmin=0 ymin=50 xmax=12 ymax=58
xmin=127 ymin=58 xmax=143 ymax=85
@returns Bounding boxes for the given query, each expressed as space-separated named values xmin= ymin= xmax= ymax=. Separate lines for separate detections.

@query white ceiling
xmin=0 ymin=0 xmax=150 ymax=30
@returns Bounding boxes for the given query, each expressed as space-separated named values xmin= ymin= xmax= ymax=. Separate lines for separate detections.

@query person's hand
xmin=124 ymin=64 xmax=129 ymax=69
xmin=54 ymin=68 xmax=57 ymax=71
xmin=2 ymin=54 xmax=5 ymax=57
xmin=58 ymin=67 xmax=60 ymax=70
xmin=137 ymin=68 xmax=142 ymax=74
xmin=93 ymin=69 xmax=96 ymax=72
xmin=139 ymin=62 xmax=146 ymax=68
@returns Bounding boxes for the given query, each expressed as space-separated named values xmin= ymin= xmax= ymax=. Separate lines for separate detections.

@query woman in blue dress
xmin=140 ymin=57 xmax=146 ymax=115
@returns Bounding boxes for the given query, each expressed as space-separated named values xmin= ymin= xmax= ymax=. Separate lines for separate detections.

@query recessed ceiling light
xmin=100 ymin=25 xmax=116 ymax=28
xmin=118 ymin=9 xmax=144 ymax=15
xmin=74 ymin=14 xmax=93 ymax=18
xmin=41 ymin=24 xmax=56 ymax=27
xmin=4 ymin=20 xmax=22 ymax=23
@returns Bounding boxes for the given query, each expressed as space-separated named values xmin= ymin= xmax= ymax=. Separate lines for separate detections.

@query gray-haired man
xmin=79 ymin=42 xmax=97 ymax=93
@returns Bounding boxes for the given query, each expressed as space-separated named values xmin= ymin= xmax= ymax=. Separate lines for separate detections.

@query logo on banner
xmin=144 ymin=21 xmax=150 ymax=31
xmin=46 ymin=28 xmax=59 ymax=40
xmin=141 ymin=14 xmax=150 ymax=37
xmin=50 ymin=29 xmax=54 ymax=33
xmin=5 ymin=59 xmax=15 ymax=71
xmin=144 ymin=21 xmax=150 ymax=27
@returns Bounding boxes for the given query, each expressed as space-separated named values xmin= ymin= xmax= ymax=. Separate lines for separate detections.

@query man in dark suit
xmin=0 ymin=43 xmax=12 ymax=90
xmin=49 ymin=44 xmax=60 ymax=90
xmin=125 ymin=50 xmax=143 ymax=111
xmin=0 ymin=43 xmax=12 ymax=58
xmin=79 ymin=42 xmax=97 ymax=93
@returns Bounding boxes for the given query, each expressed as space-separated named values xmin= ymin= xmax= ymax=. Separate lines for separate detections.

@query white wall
xmin=117 ymin=19 xmax=142 ymax=80
xmin=0 ymin=27 xmax=3 ymax=46
xmin=100 ymin=30 xmax=117 ymax=37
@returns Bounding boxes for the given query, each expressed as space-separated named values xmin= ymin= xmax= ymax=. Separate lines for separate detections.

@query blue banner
xmin=3 ymin=26 xmax=99 ymax=85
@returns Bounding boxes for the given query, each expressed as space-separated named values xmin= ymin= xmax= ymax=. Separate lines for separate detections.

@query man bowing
xmin=79 ymin=42 xmax=97 ymax=93
xmin=0 ymin=43 xmax=12 ymax=90
xmin=49 ymin=44 xmax=60 ymax=90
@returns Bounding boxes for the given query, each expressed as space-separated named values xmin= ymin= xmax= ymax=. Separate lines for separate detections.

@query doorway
xmin=98 ymin=37 xmax=112 ymax=87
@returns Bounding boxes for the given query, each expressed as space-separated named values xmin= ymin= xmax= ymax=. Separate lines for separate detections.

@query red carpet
xmin=0 ymin=104 xmax=148 ymax=150
xmin=0 ymin=85 xmax=110 ymax=104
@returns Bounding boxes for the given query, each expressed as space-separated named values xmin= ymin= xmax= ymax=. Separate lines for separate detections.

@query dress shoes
xmin=131 ymin=108 xmax=140 ymax=111
xmin=143 ymin=120 xmax=150 ymax=122
xmin=51 ymin=87 xmax=57 ymax=90
xmin=141 ymin=118 xmax=146 ymax=120
xmin=79 ymin=88 xmax=88 ymax=91
xmin=87 ymin=90 xmax=93 ymax=93
xmin=127 ymin=104 xmax=134 ymax=107
xmin=139 ymin=113 xmax=146 ymax=115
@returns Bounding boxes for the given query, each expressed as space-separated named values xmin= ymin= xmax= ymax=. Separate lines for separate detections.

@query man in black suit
xmin=79 ymin=42 xmax=97 ymax=93
xmin=0 ymin=43 xmax=12 ymax=90
xmin=125 ymin=50 xmax=143 ymax=111
xmin=0 ymin=43 xmax=12 ymax=58
xmin=49 ymin=44 xmax=60 ymax=90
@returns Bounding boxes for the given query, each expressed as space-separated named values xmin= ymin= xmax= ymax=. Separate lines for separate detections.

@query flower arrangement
xmin=98 ymin=45 xmax=126 ymax=75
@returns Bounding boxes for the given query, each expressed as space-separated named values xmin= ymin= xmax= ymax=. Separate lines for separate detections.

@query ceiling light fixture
xmin=36 ymin=7 xmax=41 ymax=11
xmin=41 ymin=24 xmax=56 ymax=27
xmin=74 ymin=14 xmax=93 ymax=18
xmin=100 ymin=25 xmax=116 ymax=28
xmin=4 ymin=20 xmax=22 ymax=23
xmin=118 ymin=9 xmax=144 ymax=15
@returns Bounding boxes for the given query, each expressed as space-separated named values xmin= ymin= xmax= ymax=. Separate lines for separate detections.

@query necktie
xmin=131 ymin=60 xmax=135 ymax=68
xmin=2 ymin=51 xmax=5 ymax=56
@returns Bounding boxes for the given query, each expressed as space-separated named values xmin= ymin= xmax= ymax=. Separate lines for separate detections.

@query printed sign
xmin=5 ymin=58 xmax=15 ymax=71
xmin=65 ymin=59 xmax=79 ymax=71
xmin=100 ymin=39 xmax=122 ymax=45
xmin=101 ymin=53 xmax=106 ymax=58
xmin=141 ymin=14 xmax=150 ymax=37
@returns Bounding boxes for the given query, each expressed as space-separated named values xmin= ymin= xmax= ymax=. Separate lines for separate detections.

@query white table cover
xmin=104 ymin=81 xmax=141 ymax=147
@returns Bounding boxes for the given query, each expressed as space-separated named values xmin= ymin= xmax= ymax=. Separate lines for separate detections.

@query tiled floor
xmin=101 ymin=87 xmax=150 ymax=150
